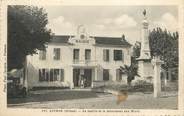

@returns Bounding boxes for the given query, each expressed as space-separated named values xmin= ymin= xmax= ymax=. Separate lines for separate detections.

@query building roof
xmin=51 ymin=35 xmax=131 ymax=46
xmin=93 ymin=36 xmax=131 ymax=46
xmin=51 ymin=35 xmax=74 ymax=43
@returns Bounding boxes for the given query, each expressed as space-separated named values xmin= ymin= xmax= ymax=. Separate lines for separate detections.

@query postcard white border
xmin=0 ymin=0 xmax=183 ymax=116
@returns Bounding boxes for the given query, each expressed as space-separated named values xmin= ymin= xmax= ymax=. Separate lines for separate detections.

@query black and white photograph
xmin=0 ymin=0 xmax=184 ymax=115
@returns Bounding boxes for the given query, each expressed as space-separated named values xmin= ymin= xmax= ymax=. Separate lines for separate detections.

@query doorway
xmin=73 ymin=68 xmax=92 ymax=88
xmin=84 ymin=69 xmax=92 ymax=87
xmin=73 ymin=69 xmax=80 ymax=87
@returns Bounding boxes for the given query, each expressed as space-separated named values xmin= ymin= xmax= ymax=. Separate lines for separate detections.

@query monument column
xmin=140 ymin=9 xmax=151 ymax=59
xmin=137 ymin=9 xmax=153 ymax=80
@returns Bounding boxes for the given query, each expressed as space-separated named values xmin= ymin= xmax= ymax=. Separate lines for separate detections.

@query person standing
xmin=80 ymin=75 xmax=84 ymax=88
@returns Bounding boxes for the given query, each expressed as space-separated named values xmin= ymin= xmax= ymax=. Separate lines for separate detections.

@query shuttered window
xmin=53 ymin=48 xmax=60 ymax=60
xmin=38 ymin=68 xmax=64 ymax=82
xmin=50 ymin=69 xmax=54 ymax=81
xmin=103 ymin=49 xmax=109 ymax=61
xmin=103 ymin=69 xmax=109 ymax=81
xmin=39 ymin=69 xmax=45 ymax=81
xmin=73 ymin=49 xmax=79 ymax=60
xmin=85 ymin=49 xmax=91 ymax=60
xmin=114 ymin=50 xmax=123 ymax=61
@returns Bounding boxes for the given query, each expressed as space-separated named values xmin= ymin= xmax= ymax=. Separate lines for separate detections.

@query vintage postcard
xmin=0 ymin=0 xmax=184 ymax=116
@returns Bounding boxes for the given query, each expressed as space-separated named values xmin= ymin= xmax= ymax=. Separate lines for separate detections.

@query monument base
xmin=136 ymin=59 xmax=154 ymax=83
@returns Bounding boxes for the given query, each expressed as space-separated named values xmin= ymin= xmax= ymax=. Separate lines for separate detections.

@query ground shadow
xmin=7 ymin=90 xmax=98 ymax=104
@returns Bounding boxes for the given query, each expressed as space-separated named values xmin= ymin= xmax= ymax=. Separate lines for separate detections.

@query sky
xmin=43 ymin=6 xmax=178 ymax=44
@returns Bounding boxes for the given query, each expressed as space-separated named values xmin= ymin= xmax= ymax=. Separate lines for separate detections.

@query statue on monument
xmin=143 ymin=9 xmax=146 ymax=17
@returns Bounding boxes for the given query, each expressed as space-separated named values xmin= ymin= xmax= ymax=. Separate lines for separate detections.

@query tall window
xmin=60 ymin=69 xmax=64 ymax=82
xmin=53 ymin=48 xmax=60 ymax=60
xmin=39 ymin=50 xmax=46 ymax=60
xmin=85 ymin=49 xmax=91 ymax=60
xmin=73 ymin=49 xmax=80 ymax=61
xmin=53 ymin=69 xmax=59 ymax=81
xmin=50 ymin=69 xmax=54 ymax=81
xmin=45 ymin=69 xmax=49 ymax=81
xmin=114 ymin=50 xmax=123 ymax=61
xmin=103 ymin=69 xmax=109 ymax=81
xmin=103 ymin=49 xmax=109 ymax=61
xmin=39 ymin=69 xmax=46 ymax=81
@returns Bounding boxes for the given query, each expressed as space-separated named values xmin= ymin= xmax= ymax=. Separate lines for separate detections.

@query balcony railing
xmin=73 ymin=59 xmax=97 ymax=65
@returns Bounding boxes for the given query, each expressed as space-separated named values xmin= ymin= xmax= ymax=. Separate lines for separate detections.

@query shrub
xmin=131 ymin=80 xmax=153 ymax=92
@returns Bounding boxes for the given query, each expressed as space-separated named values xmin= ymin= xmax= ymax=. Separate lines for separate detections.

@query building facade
xmin=26 ymin=26 xmax=132 ymax=89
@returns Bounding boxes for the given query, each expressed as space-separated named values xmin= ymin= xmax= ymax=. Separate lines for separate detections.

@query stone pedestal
xmin=137 ymin=60 xmax=154 ymax=81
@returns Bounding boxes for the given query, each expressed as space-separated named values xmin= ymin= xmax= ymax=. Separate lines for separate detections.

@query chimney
xmin=121 ymin=34 xmax=125 ymax=41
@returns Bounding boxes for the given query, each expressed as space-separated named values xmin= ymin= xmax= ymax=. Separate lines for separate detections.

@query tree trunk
xmin=23 ymin=56 xmax=28 ymax=91
xmin=127 ymin=77 xmax=132 ymax=86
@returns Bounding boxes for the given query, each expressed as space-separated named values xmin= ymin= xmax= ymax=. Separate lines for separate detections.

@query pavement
xmin=7 ymin=89 xmax=178 ymax=109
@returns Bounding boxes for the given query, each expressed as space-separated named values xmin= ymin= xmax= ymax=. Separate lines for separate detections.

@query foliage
xmin=119 ymin=64 xmax=140 ymax=85
xmin=133 ymin=79 xmax=152 ymax=86
xmin=93 ymin=81 xmax=153 ymax=93
xmin=149 ymin=27 xmax=178 ymax=69
xmin=132 ymin=27 xmax=178 ymax=69
xmin=8 ymin=5 xmax=52 ymax=70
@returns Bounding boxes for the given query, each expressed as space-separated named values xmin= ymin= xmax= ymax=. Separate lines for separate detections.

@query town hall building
xmin=25 ymin=25 xmax=132 ymax=89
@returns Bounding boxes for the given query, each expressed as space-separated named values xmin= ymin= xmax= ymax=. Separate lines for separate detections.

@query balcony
xmin=72 ymin=59 xmax=97 ymax=67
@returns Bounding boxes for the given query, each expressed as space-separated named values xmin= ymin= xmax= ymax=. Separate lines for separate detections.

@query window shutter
xmin=120 ymin=50 xmax=122 ymax=60
xmin=60 ymin=69 xmax=64 ymax=82
xmin=103 ymin=69 xmax=109 ymax=81
xmin=113 ymin=50 xmax=116 ymax=60
xmin=53 ymin=49 xmax=56 ymax=60
xmin=39 ymin=69 xmax=41 ymax=81
xmin=122 ymin=52 xmax=124 ymax=62
xmin=103 ymin=49 xmax=109 ymax=61
xmin=73 ymin=49 xmax=79 ymax=60
xmin=106 ymin=50 xmax=109 ymax=61
xmin=103 ymin=49 xmax=106 ymax=61
xmin=85 ymin=49 xmax=91 ymax=60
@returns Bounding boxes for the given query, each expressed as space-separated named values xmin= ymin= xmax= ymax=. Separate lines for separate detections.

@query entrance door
xmin=84 ymin=69 xmax=92 ymax=87
xmin=73 ymin=69 xmax=80 ymax=87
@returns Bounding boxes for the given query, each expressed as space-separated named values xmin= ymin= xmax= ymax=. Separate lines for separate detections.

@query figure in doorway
xmin=80 ymin=75 xmax=84 ymax=88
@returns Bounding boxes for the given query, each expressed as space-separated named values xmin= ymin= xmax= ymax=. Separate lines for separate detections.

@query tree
xmin=119 ymin=64 xmax=140 ymax=86
xmin=8 ymin=6 xmax=51 ymax=71
xmin=132 ymin=27 xmax=178 ymax=70
xmin=149 ymin=27 xmax=178 ymax=69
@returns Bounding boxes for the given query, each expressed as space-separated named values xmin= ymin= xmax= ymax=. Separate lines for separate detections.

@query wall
xmin=27 ymin=44 xmax=73 ymax=88
xmin=26 ymin=42 xmax=131 ymax=89
xmin=95 ymin=45 xmax=131 ymax=81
